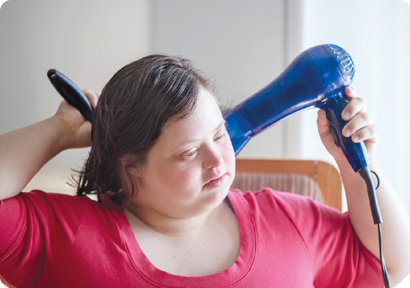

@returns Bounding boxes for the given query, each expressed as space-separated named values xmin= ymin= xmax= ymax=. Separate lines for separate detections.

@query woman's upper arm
xmin=0 ymin=191 xmax=87 ymax=287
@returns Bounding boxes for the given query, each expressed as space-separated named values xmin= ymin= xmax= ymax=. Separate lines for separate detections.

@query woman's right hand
xmin=52 ymin=89 xmax=100 ymax=150
xmin=0 ymin=89 xmax=99 ymax=200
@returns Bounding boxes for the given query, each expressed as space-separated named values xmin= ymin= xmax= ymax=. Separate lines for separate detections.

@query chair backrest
xmin=232 ymin=159 xmax=342 ymax=211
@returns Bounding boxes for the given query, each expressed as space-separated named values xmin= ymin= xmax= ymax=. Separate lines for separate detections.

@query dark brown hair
xmin=76 ymin=54 xmax=214 ymax=207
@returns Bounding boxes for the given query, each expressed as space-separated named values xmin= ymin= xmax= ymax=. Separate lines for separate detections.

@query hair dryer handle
xmin=319 ymin=90 xmax=369 ymax=172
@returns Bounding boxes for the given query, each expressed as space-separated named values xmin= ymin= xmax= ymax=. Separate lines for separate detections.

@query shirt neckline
xmin=117 ymin=189 xmax=257 ymax=287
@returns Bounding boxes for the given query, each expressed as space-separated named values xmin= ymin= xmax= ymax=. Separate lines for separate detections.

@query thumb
xmin=317 ymin=109 xmax=331 ymax=137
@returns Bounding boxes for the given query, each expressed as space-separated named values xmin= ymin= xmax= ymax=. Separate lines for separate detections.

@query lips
xmin=203 ymin=173 xmax=227 ymax=188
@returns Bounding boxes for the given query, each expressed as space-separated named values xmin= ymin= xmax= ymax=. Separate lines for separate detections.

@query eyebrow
xmin=171 ymin=120 xmax=226 ymax=153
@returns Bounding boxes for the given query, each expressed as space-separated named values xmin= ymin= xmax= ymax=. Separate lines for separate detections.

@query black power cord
xmin=378 ymin=224 xmax=390 ymax=287
xmin=359 ymin=167 xmax=390 ymax=288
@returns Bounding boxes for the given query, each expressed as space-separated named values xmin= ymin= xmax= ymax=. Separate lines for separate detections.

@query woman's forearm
xmin=338 ymin=159 xmax=410 ymax=285
xmin=0 ymin=116 xmax=68 ymax=200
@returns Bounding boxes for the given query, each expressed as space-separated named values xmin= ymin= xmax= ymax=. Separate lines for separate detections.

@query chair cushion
xmin=231 ymin=172 xmax=324 ymax=203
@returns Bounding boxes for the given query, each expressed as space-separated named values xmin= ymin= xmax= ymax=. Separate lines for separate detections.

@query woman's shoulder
xmin=1 ymin=190 xmax=123 ymax=227
xmin=14 ymin=190 xmax=94 ymax=211
xmin=229 ymin=187 xmax=320 ymax=208
xmin=1 ymin=190 xmax=125 ymax=250
xmin=228 ymin=187 xmax=345 ymax=224
xmin=1 ymin=190 xmax=93 ymax=229
xmin=13 ymin=190 xmax=118 ymax=209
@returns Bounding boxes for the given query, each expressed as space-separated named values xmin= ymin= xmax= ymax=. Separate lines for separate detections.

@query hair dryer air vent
xmin=329 ymin=44 xmax=355 ymax=80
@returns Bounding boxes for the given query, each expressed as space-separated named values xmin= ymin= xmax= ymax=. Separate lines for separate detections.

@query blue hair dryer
xmin=224 ymin=44 xmax=368 ymax=173
xmin=224 ymin=44 xmax=383 ymax=226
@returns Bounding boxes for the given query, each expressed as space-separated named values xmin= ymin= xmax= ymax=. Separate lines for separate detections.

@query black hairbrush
xmin=47 ymin=69 xmax=93 ymax=122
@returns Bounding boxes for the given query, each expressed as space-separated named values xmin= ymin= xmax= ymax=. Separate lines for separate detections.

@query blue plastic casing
xmin=224 ymin=44 xmax=369 ymax=172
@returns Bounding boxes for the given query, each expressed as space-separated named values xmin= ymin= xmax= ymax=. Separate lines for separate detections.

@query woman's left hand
xmin=317 ymin=87 xmax=378 ymax=163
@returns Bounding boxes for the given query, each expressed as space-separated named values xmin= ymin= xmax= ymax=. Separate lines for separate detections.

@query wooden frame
xmin=235 ymin=159 xmax=342 ymax=211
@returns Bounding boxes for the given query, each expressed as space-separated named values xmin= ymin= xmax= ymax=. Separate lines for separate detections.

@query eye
xmin=214 ymin=131 xmax=225 ymax=141
xmin=185 ymin=148 xmax=197 ymax=157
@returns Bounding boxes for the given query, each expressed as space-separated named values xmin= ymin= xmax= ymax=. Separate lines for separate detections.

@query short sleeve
xmin=256 ymin=188 xmax=384 ymax=288
xmin=0 ymin=190 xmax=89 ymax=287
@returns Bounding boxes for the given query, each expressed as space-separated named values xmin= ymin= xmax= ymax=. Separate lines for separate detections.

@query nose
xmin=202 ymin=145 xmax=223 ymax=169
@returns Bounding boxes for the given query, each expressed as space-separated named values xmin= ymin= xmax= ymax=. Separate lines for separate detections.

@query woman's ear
xmin=118 ymin=154 xmax=143 ymax=203
xmin=119 ymin=154 xmax=145 ymax=179
xmin=120 ymin=154 xmax=138 ymax=172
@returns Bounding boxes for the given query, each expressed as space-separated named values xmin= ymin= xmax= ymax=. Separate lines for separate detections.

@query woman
xmin=0 ymin=55 xmax=409 ymax=287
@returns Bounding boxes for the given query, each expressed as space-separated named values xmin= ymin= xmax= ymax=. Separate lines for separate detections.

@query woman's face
xmin=130 ymin=88 xmax=236 ymax=219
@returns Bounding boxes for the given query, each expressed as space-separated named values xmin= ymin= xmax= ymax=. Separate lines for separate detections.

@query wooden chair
xmin=232 ymin=159 xmax=342 ymax=211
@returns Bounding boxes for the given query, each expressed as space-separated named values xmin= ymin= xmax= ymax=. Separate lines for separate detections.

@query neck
xmin=125 ymin=201 xmax=228 ymax=239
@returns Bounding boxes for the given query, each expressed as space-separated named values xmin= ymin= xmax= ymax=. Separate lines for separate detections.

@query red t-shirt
xmin=0 ymin=188 xmax=383 ymax=287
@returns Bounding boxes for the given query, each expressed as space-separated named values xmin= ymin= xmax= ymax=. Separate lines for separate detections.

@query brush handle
xmin=47 ymin=69 xmax=93 ymax=122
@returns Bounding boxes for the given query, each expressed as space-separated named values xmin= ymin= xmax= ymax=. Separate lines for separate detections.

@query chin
xmin=185 ymin=175 xmax=232 ymax=216
xmin=200 ymin=183 xmax=231 ymax=210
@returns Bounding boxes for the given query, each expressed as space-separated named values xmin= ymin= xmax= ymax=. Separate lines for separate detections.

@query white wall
xmin=0 ymin=0 xmax=150 ymax=170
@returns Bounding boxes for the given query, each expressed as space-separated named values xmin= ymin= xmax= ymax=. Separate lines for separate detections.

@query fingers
xmin=341 ymin=88 xmax=378 ymax=143
xmin=350 ymin=124 xmax=378 ymax=143
xmin=342 ymin=112 xmax=378 ymax=142
xmin=82 ymin=89 xmax=100 ymax=109
xmin=317 ymin=109 xmax=330 ymax=129
xmin=318 ymin=106 xmax=377 ymax=143
xmin=319 ymin=87 xmax=377 ymax=144
xmin=341 ymin=87 xmax=366 ymax=121
xmin=344 ymin=86 xmax=357 ymax=99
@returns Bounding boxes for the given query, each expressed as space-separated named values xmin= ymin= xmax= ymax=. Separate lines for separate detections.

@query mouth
xmin=203 ymin=173 xmax=227 ymax=188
